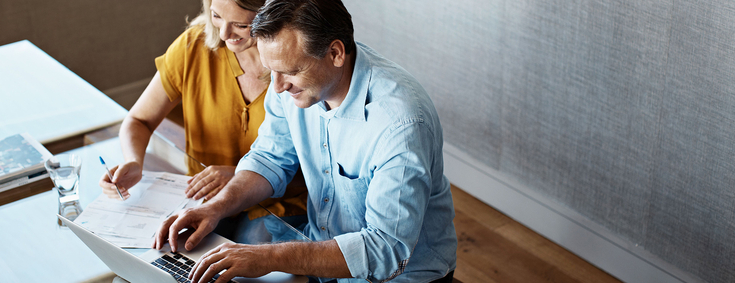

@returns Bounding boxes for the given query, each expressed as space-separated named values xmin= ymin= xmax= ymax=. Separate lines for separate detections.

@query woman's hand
xmin=185 ymin=165 xmax=236 ymax=201
xmin=98 ymin=161 xmax=142 ymax=200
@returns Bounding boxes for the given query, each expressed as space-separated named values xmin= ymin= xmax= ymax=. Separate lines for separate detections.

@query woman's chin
xmin=226 ymin=41 xmax=254 ymax=53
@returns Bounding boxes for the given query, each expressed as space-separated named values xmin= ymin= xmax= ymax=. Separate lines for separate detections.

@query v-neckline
xmin=224 ymin=47 xmax=250 ymax=106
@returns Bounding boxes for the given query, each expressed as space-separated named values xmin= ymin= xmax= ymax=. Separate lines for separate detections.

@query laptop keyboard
xmin=151 ymin=252 xmax=236 ymax=283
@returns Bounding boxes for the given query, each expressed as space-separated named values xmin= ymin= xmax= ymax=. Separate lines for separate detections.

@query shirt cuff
xmin=235 ymin=154 xmax=286 ymax=198
xmin=334 ymin=232 xmax=369 ymax=279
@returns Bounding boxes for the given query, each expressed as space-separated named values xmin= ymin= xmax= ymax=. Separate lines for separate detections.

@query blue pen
xmin=99 ymin=157 xmax=125 ymax=200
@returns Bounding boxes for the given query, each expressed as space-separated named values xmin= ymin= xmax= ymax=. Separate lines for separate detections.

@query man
xmin=153 ymin=0 xmax=457 ymax=282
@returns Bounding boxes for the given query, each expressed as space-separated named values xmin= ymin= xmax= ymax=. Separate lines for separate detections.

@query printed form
xmin=74 ymin=171 xmax=202 ymax=248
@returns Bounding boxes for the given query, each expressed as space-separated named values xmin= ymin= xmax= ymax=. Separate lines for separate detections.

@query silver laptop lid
xmin=58 ymin=214 xmax=177 ymax=283
xmin=59 ymin=214 xmax=304 ymax=283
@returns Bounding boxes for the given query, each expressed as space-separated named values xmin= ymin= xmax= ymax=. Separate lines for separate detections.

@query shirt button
xmin=323 ymin=143 xmax=328 ymax=148
xmin=324 ymin=198 xmax=329 ymax=202
xmin=324 ymin=170 xmax=330 ymax=174
xmin=321 ymin=226 xmax=326 ymax=231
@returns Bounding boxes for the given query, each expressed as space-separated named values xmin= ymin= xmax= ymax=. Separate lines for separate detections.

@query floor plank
xmin=451 ymin=185 xmax=621 ymax=283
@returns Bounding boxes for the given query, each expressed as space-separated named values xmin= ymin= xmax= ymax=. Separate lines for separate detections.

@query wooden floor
xmin=450 ymin=185 xmax=621 ymax=283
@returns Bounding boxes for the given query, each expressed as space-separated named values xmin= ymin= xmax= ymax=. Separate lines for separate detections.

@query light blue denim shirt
xmin=236 ymin=42 xmax=457 ymax=283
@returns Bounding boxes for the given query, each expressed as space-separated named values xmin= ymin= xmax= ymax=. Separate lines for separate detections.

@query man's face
xmin=257 ymin=28 xmax=342 ymax=109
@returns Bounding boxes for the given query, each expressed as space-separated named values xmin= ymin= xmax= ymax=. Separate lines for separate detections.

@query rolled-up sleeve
xmin=334 ymin=121 xmax=435 ymax=282
xmin=334 ymin=232 xmax=368 ymax=278
xmin=235 ymin=88 xmax=299 ymax=198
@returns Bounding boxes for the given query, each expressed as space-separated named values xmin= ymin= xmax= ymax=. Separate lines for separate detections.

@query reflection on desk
xmin=0 ymin=138 xmax=126 ymax=282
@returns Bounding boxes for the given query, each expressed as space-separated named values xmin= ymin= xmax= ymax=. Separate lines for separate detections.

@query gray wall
xmin=0 ymin=0 xmax=201 ymax=91
xmin=343 ymin=0 xmax=735 ymax=282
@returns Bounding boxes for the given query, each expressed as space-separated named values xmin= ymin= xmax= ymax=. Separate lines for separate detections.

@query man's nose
xmin=272 ymin=71 xmax=291 ymax=93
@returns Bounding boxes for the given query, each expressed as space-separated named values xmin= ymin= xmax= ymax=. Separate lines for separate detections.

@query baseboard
xmin=442 ymin=142 xmax=704 ymax=283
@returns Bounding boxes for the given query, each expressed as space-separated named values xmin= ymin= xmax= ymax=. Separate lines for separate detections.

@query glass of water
xmin=44 ymin=154 xmax=82 ymax=197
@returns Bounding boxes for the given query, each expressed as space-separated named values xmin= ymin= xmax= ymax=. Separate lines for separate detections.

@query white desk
xmin=0 ymin=42 xmax=304 ymax=282
xmin=0 ymin=138 xmax=130 ymax=282
xmin=0 ymin=135 xmax=307 ymax=282
xmin=0 ymin=40 xmax=127 ymax=144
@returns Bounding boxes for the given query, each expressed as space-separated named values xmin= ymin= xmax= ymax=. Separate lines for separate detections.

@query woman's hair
xmin=188 ymin=0 xmax=266 ymax=50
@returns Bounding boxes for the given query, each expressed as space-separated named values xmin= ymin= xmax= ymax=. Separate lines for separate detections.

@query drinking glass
xmin=44 ymin=154 xmax=82 ymax=197
xmin=57 ymin=197 xmax=82 ymax=226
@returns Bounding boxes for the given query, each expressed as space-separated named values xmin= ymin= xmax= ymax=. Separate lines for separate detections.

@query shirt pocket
xmin=334 ymin=162 xmax=369 ymax=226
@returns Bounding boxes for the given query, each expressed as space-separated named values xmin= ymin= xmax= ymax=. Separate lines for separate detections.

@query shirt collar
xmin=331 ymin=42 xmax=370 ymax=122
xmin=224 ymin=47 xmax=244 ymax=77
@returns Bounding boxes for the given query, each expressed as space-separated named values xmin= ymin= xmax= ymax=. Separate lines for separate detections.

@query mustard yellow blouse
xmin=154 ymin=26 xmax=306 ymax=219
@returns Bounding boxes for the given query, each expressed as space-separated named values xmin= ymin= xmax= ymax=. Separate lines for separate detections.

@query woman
xmin=99 ymin=0 xmax=307 ymax=244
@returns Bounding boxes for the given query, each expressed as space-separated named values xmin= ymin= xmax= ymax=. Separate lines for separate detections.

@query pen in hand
xmin=99 ymin=156 xmax=125 ymax=201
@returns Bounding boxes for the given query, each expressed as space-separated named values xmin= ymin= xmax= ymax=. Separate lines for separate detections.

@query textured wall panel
xmin=647 ymin=0 xmax=735 ymax=281
xmin=0 ymin=0 xmax=201 ymax=91
xmin=347 ymin=0 xmax=505 ymax=169
xmin=500 ymin=0 xmax=671 ymax=245
xmin=345 ymin=0 xmax=735 ymax=282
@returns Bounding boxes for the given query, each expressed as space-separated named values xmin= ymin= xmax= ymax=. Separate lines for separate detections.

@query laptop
xmin=58 ymin=214 xmax=302 ymax=283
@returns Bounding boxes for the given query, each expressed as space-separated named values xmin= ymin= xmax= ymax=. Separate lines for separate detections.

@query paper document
xmin=74 ymin=171 xmax=202 ymax=248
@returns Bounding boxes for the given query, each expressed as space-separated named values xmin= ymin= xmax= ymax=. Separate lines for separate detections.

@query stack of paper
xmin=74 ymin=171 xmax=202 ymax=248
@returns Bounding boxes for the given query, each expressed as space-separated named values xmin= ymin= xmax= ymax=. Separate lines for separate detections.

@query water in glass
xmin=51 ymin=166 xmax=79 ymax=195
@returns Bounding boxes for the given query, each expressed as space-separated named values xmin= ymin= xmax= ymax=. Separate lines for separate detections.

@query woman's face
xmin=210 ymin=0 xmax=258 ymax=53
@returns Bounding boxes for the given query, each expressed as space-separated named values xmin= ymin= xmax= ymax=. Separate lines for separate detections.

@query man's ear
xmin=328 ymin=39 xmax=346 ymax=67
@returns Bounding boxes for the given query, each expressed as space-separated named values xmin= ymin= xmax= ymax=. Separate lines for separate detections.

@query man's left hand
xmin=189 ymin=242 xmax=272 ymax=283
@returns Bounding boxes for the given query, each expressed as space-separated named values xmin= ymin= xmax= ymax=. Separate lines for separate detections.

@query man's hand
xmin=190 ymin=240 xmax=352 ymax=282
xmin=152 ymin=206 xmax=220 ymax=253
xmin=156 ymin=170 xmax=274 ymax=253
xmin=189 ymin=243 xmax=273 ymax=283
xmin=98 ymin=161 xmax=142 ymax=200
xmin=185 ymin=165 xmax=236 ymax=201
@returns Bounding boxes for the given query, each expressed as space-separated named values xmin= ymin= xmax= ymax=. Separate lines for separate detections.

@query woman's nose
xmin=220 ymin=24 xmax=231 ymax=41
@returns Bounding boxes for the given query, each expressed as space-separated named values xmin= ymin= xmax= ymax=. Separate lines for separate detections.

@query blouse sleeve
xmin=154 ymin=26 xmax=204 ymax=102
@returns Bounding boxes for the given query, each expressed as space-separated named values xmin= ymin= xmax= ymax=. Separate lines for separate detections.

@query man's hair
xmin=188 ymin=0 xmax=266 ymax=50
xmin=250 ymin=0 xmax=355 ymax=58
